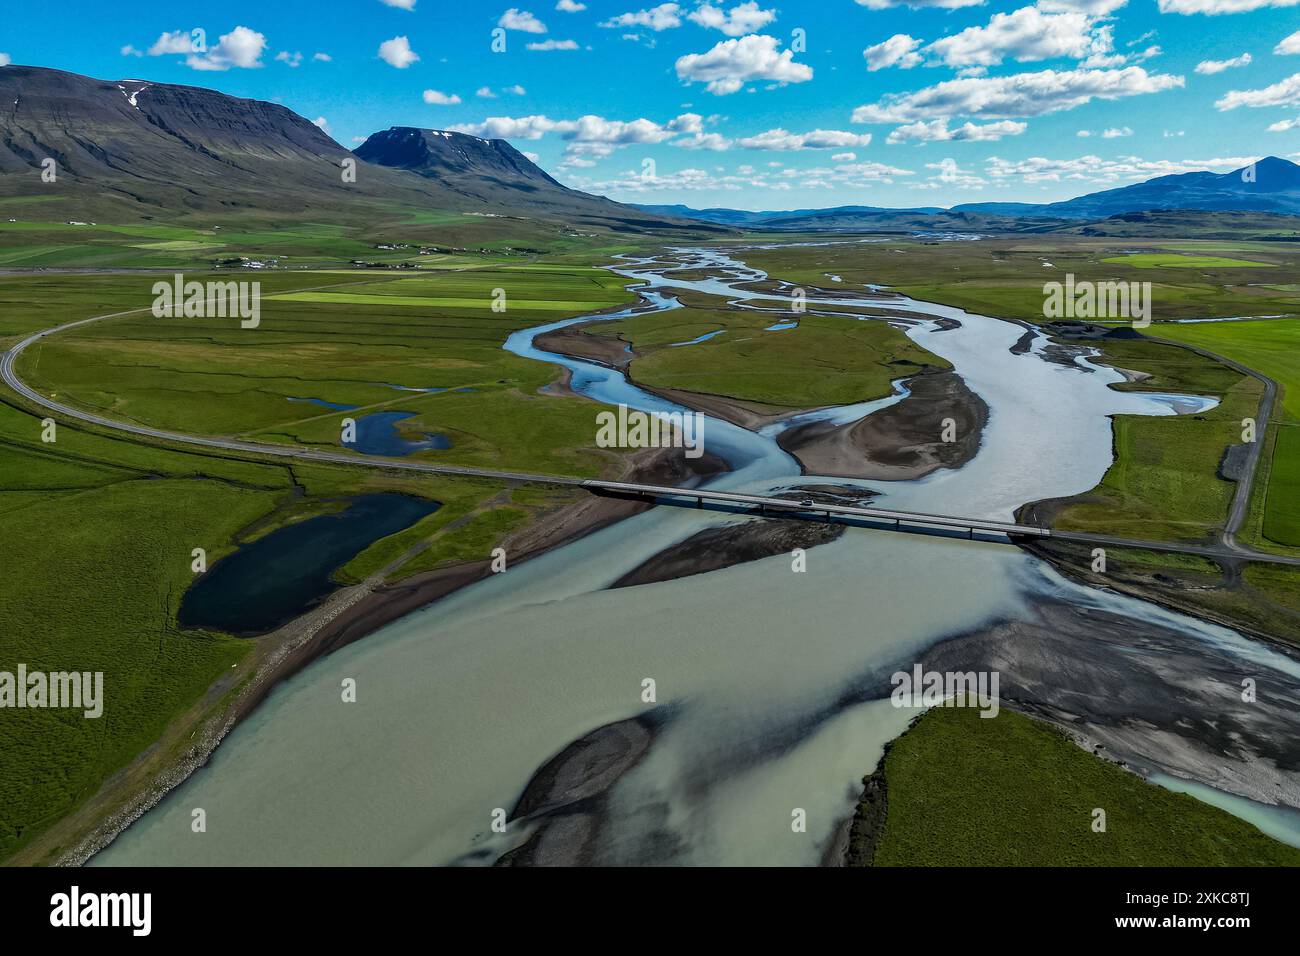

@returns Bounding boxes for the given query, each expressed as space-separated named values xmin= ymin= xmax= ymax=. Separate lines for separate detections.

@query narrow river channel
xmin=94 ymin=246 xmax=1300 ymax=866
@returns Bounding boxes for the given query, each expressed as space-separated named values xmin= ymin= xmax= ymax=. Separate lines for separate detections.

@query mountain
xmin=641 ymin=157 xmax=1300 ymax=231
xmin=1027 ymin=157 xmax=1300 ymax=219
xmin=352 ymin=126 xmax=701 ymax=231
xmin=0 ymin=64 xmax=713 ymax=234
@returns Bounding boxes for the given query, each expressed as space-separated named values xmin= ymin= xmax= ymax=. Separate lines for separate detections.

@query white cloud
xmin=924 ymin=8 xmax=1098 ymax=69
xmin=312 ymin=116 xmax=330 ymax=133
xmin=186 ymin=26 xmax=267 ymax=71
xmin=1216 ymin=72 xmax=1300 ymax=109
xmin=500 ymin=8 xmax=548 ymax=32
xmin=1277 ymin=30 xmax=1300 ymax=55
xmin=557 ymin=0 xmax=587 ymax=10
xmin=601 ymin=4 xmax=683 ymax=30
xmin=852 ymin=67 xmax=1183 ymax=122
xmin=276 ymin=51 xmax=303 ymax=67
xmin=886 ymin=119 xmax=1028 ymax=143
xmin=676 ymin=34 xmax=812 ymax=95
xmin=381 ymin=0 xmax=417 ymax=8
xmin=313 ymin=52 xmax=332 ymax=61
xmin=1102 ymin=125 xmax=1132 ymax=136
xmin=1267 ymin=116 xmax=1300 ymax=131
xmin=527 ymin=39 xmax=579 ymax=50
xmin=832 ymin=152 xmax=858 ymax=161
xmin=688 ymin=2 xmax=777 ymax=36
xmin=378 ymin=35 xmax=419 ymax=68
xmin=148 ymin=31 xmax=195 ymax=56
xmin=423 ymin=89 xmax=462 ymax=104
xmin=505 ymin=84 xmax=527 ymax=94
xmin=0 ymin=53 xmax=9 ymax=66
xmin=1158 ymin=0 xmax=1300 ymax=12
xmin=736 ymin=128 xmax=874 ymax=150
xmin=121 ymin=45 xmax=143 ymax=57
xmin=854 ymin=0 xmax=983 ymax=8
xmin=1195 ymin=52 xmax=1251 ymax=73
xmin=1037 ymin=0 xmax=1129 ymax=11
xmin=865 ymin=34 xmax=923 ymax=72
xmin=986 ymin=153 xmax=1255 ymax=184
xmin=477 ymin=86 xmax=498 ymax=98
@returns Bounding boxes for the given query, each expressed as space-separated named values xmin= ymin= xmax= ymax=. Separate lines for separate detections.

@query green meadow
xmin=590 ymin=293 xmax=949 ymax=408
xmin=15 ymin=264 xmax=636 ymax=478
xmin=742 ymin=238 xmax=1300 ymax=323
xmin=1152 ymin=318 xmax=1300 ymax=551
xmin=858 ymin=704 xmax=1300 ymax=867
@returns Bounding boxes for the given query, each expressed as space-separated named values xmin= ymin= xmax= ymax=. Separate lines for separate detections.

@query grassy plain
xmin=1152 ymin=319 xmax=1300 ymax=550
xmin=590 ymin=297 xmax=949 ymax=408
xmin=14 ymin=264 xmax=636 ymax=478
xmin=858 ymin=704 xmax=1300 ymax=866
xmin=741 ymin=237 xmax=1300 ymax=323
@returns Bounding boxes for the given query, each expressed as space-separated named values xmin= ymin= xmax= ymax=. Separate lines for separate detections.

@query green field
xmin=593 ymin=295 xmax=949 ymax=408
xmin=1045 ymin=338 xmax=1259 ymax=543
xmin=1153 ymin=319 xmax=1300 ymax=549
xmin=855 ymin=704 xmax=1300 ymax=866
xmin=13 ymin=265 xmax=637 ymax=478
xmin=1101 ymin=253 xmax=1276 ymax=269
xmin=743 ymin=238 xmax=1300 ymax=324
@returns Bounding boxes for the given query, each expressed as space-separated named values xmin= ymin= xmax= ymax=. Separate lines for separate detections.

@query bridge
xmin=7 ymin=303 xmax=1300 ymax=568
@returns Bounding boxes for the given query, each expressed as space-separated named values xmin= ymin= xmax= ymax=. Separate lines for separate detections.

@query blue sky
xmin=3 ymin=0 xmax=1299 ymax=209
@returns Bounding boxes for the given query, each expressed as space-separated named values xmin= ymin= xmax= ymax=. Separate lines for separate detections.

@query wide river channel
xmin=95 ymin=245 xmax=1300 ymax=865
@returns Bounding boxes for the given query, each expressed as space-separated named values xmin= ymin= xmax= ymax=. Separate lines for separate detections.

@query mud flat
xmin=777 ymin=370 xmax=988 ymax=480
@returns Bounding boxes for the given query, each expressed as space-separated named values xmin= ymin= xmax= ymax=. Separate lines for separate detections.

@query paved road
xmin=6 ymin=295 xmax=1299 ymax=566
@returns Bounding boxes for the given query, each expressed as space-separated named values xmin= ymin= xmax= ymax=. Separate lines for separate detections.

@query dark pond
xmin=179 ymin=493 xmax=440 ymax=635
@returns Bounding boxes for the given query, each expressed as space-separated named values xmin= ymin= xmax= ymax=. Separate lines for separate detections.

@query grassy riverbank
xmin=849 ymin=704 xmax=1300 ymax=866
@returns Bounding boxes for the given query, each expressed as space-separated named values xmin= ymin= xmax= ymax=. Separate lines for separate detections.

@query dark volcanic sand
xmin=778 ymin=370 xmax=989 ymax=480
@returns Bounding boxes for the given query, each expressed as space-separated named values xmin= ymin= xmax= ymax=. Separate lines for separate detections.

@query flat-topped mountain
xmin=0 ymin=65 xmax=710 ymax=233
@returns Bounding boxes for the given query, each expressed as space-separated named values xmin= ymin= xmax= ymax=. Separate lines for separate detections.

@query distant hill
xmin=638 ymin=157 xmax=1300 ymax=231
xmin=0 ymin=64 xmax=715 ymax=235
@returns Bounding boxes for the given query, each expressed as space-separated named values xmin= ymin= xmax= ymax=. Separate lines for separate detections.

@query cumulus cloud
xmin=1267 ymin=116 xmax=1300 ymax=131
xmin=1215 ymin=72 xmax=1300 ymax=109
xmin=423 ymin=89 xmax=462 ymax=104
xmin=557 ymin=0 xmax=586 ymax=9
xmin=688 ymin=2 xmax=777 ymax=36
xmin=148 ymin=30 xmax=195 ymax=55
xmin=852 ymin=66 xmax=1183 ymax=122
xmin=1158 ymin=0 xmax=1300 ymax=12
xmin=865 ymin=35 xmax=923 ymax=72
xmin=854 ymin=0 xmax=983 ymax=8
xmin=1195 ymin=53 xmax=1251 ymax=73
xmin=500 ymin=8 xmax=548 ymax=32
xmin=0 ymin=53 xmax=9 ymax=67
xmin=380 ymin=0 xmax=417 ymax=8
xmin=886 ymin=119 xmax=1028 ymax=143
xmin=601 ymin=3 xmax=683 ymax=30
xmin=676 ymin=34 xmax=812 ymax=95
xmin=924 ymin=8 xmax=1098 ymax=69
xmin=121 ymin=45 xmax=143 ymax=57
xmin=1277 ymin=30 xmax=1300 ymax=55
xmin=1037 ymin=0 xmax=1130 ymax=11
xmin=313 ymin=52 xmax=332 ymax=61
xmin=312 ymin=116 xmax=330 ymax=133
xmin=736 ymin=128 xmax=874 ymax=150
xmin=527 ymin=39 xmax=579 ymax=50
xmin=276 ymin=51 xmax=303 ymax=67
xmin=1102 ymin=125 xmax=1133 ymax=136
xmin=186 ymin=26 xmax=267 ymax=71
xmin=378 ymin=35 xmax=419 ymax=68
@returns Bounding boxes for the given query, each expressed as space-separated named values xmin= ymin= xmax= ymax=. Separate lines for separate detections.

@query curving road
xmin=6 ymin=295 xmax=1300 ymax=566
